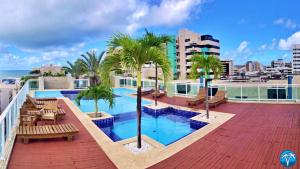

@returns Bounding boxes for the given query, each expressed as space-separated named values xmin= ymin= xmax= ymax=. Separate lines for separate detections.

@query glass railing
xmin=74 ymin=79 xmax=89 ymax=89
xmin=28 ymin=79 xmax=39 ymax=90
xmin=116 ymin=76 xmax=300 ymax=102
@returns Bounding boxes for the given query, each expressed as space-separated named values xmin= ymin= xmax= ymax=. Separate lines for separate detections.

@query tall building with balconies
xmin=292 ymin=44 xmax=300 ymax=74
xmin=220 ymin=60 xmax=234 ymax=77
xmin=176 ymin=29 xmax=220 ymax=80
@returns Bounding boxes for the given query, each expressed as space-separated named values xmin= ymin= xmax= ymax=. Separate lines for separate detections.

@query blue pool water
xmin=101 ymin=111 xmax=197 ymax=145
xmin=35 ymin=91 xmax=64 ymax=98
xmin=34 ymin=88 xmax=206 ymax=145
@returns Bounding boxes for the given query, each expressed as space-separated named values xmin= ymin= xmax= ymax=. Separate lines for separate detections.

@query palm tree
xmin=63 ymin=59 xmax=86 ymax=79
xmin=190 ymin=54 xmax=223 ymax=119
xmin=75 ymin=84 xmax=114 ymax=118
xmin=80 ymin=51 xmax=105 ymax=86
xmin=143 ymin=30 xmax=171 ymax=106
xmin=101 ymin=32 xmax=171 ymax=148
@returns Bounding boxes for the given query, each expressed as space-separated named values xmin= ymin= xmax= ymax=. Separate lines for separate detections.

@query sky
xmin=0 ymin=0 xmax=299 ymax=70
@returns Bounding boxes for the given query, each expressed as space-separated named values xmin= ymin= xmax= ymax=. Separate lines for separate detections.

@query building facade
xmin=220 ymin=60 xmax=234 ymax=77
xmin=293 ymin=44 xmax=300 ymax=74
xmin=245 ymin=61 xmax=262 ymax=72
xmin=166 ymin=36 xmax=178 ymax=79
xmin=176 ymin=29 xmax=220 ymax=80
xmin=265 ymin=58 xmax=292 ymax=77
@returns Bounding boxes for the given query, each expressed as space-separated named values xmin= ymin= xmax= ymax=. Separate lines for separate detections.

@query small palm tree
xmin=80 ymin=51 xmax=105 ymax=86
xmin=75 ymin=84 xmax=114 ymax=118
xmin=143 ymin=30 xmax=171 ymax=106
xmin=190 ymin=54 xmax=223 ymax=119
xmin=63 ymin=59 xmax=86 ymax=79
xmin=101 ymin=32 xmax=171 ymax=148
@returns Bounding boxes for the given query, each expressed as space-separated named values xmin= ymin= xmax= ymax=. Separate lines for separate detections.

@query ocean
xmin=0 ymin=70 xmax=30 ymax=79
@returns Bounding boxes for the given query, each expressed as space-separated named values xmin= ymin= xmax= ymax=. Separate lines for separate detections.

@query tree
xmin=190 ymin=54 xmax=223 ymax=119
xmin=143 ymin=30 xmax=171 ymax=106
xmin=79 ymin=51 xmax=104 ymax=86
xmin=101 ymin=32 xmax=171 ymax=148
xmin=63 ymin=60 xmax=86 ymax=79
xmin=75 ymin=84 xmax=114 ymax=118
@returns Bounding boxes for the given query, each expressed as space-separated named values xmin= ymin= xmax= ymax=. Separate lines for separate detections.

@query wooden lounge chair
xmin=17 ymin=124 xmax=79 ymax=144
xmin=206 ymin=90 xmax=227 ymax=108
xmin=26 ymin=95 xmax=58 ymax=109
xmin=186 ymin=89 xmax=206 ymax=106
xmin=152 ymin=90 xmax=166 ymax=98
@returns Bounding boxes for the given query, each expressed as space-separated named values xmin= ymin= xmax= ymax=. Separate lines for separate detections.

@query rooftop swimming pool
xmin=35 ymin=88 xmax=208 ymax=145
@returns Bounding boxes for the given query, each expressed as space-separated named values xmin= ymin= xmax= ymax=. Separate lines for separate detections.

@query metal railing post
xmin=175 ymin=82 xmax=177 ymax=96
xmin=258 ymin=85 xmax=260 ymax=102
xmin=1 ymin=122 xmax=5 ymax=159
xmin=225 ymin=85 xmax=227 ymax=98
xmin=296 ymin=85 xmax=298 ymax=101
xmin=185 ymin=83 xmax=188 ymax=97
xmin=277 ymin=84 xmax=279 ymax=102
xmin=241 ymin=85 xmax=243 ymax=102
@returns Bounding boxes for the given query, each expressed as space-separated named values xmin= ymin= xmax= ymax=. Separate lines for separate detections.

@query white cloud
xmin=222 ymin=41 xmax=253 ymax=64
xmin=0 ymin=0 xmax=205 ymax=49
xmin=279 ymin=31 xmax=300 ymax=50
xmin=274 ymin=18 xmax=285 ymax=25
xmin=259 ymin=38 xmax=277 ymax=51
xmin=274 ymin=18 xmax=298 ymax=29
xmin=0 ymin=42 xmax=87 ymax=69
xmin=237 ymin=41 xmax=249 ymax=52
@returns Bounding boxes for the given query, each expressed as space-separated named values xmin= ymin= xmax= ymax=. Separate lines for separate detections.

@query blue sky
xmin=0 ymin=0 xmax=299 ymax=70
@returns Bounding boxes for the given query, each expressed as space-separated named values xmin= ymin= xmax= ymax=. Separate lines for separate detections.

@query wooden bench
xmin=17 ymin=124 xmax=79 ymax=144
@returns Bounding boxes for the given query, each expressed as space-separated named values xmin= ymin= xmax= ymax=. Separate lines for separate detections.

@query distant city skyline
xmin=0 ymin=0 xmax=299 ymax=70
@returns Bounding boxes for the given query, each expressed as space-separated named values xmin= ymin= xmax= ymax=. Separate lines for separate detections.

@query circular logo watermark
xmin=280 ymin=150 xmax=297 ymax=168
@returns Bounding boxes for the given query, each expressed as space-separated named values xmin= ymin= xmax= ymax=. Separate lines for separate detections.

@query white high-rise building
xmin=292 ymin=44 xmax=300 ymax=74
xmin=176 ymin=29 xmax=220 ymax=80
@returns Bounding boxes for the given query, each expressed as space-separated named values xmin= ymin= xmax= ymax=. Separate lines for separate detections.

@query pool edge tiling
xmin=63 ymin=97 xmax=235 ymax=169
xmin=95 ymin=106 xmax=207 ymax=145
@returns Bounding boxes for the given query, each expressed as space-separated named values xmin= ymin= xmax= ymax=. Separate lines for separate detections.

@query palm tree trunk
xmin=137 ymin=70 xmax=142 ymax=148
xmin=95 ymin=100 xmax=99 ymax=117
xmin=205 ymin=79 xmax=209 ymax=119
xmin=155 ymin=63 xmax=158 ymax=106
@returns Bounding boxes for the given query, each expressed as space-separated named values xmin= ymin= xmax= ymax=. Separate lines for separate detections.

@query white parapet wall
xmin=39 ymin=76 xmax=74 ymax=90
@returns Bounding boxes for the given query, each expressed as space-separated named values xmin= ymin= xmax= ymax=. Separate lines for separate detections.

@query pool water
xmin=34 ymin=88 xmax=204 ymax=145
xmin=35 ymin=91 xmax=64 ymax=98
xmin=101 ymin=111 xmax=196 ymax=145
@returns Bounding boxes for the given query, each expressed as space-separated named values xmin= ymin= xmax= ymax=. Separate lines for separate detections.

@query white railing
xmin=0 ymin=81 xmax=29 ymax=162
xmin=116 ymin=76 xmax=300 ymax=102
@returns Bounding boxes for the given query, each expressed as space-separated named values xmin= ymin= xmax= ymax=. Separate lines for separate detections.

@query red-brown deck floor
xmin=8 ymin=100 xmax=117 ymax=169
xmin=145 ymin=95 xmax=300 ymax=169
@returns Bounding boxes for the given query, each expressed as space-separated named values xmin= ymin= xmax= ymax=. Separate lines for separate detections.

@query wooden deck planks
xmin=9 ymin=100 xmax=116 ymax=169
xmin=146 ymin=96 xmax=300 ymax=169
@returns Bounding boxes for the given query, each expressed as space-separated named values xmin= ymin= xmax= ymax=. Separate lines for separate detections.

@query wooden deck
xmin=8 ymin=100 xmax=116 ymax=169
xmin=8 ymin=95 xmax=300 ymax=169
xmin=146 ymin=95 xmax=300 ymax=169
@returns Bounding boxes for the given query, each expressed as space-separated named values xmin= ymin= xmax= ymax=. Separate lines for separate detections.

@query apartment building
xmin=265 ymin=58 xmax=292 ymax=77
xmin=0 ymin=83 xmax=16 ymax=113
xmin=292 ymin=44 xmax=300 ymax=74
xmin=220 ymin=60 xmax=234 ymax=77
xmin=176 ymin=29 xmax=220 ymax=79
xmin=166 ymin=36 xmax=178 ymax=79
